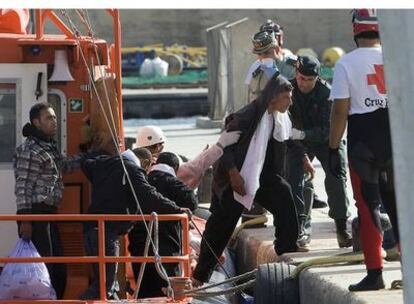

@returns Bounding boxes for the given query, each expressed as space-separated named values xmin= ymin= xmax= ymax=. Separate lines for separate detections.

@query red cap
xmin=352 ymin=9 xmax=379 ymax=36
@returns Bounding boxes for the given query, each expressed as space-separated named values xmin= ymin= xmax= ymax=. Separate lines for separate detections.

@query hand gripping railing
xmin=0 ymin=213 xmax=191 ymax=302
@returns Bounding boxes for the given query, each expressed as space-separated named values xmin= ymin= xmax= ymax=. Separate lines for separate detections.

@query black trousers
xmin=192 ymin=175 xmax=299 ymax=283
xmin=348 ymin=140 xmax=399 ymax=270
xmin=288 ymin=141 xmax=350 ymax=236
xmin=128 ymin=229 xmax=180 ymax=298
xmin=24 ymin=221 xmax=67 ymax=299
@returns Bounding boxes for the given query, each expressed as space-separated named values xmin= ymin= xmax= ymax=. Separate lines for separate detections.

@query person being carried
xmin=135 ymin=126 xmax=241 ymax=190
xmin=191 ymin=73 xmax=300 ymax=287
xmin=243 ymin=29 xmax=314 ymax=244
xmin=79 ymin=143 xmax=189 ymax=300
xmin=128 ymin=151 xmax=197 ymax=298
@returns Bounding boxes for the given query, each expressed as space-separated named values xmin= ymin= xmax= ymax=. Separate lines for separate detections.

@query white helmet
xmin=136 ymin=125 xmax=166 ymax=148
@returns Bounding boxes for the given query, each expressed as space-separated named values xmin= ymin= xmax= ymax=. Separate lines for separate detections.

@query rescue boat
xmin=0 ymin=9 xmax=367 ymax=304
xmin=0 ymin=9 xmax=198 ymax=303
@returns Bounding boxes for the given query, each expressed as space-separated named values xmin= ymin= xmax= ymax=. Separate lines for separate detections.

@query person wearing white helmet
xmin=135 ymin=125 xmax=241 ymax=190
xmin=135 ymin=125 xmax=166 ymax=163
xmin=329 ymin=9 xmax=401 ymax=291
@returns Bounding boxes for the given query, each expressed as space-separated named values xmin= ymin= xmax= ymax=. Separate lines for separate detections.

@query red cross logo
xmin=367 ymin=64 xmax=387 ymax=94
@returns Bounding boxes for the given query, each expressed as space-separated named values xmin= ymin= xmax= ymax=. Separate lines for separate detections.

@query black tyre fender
xmin=254 ymin=263 xmax=299 ymax=304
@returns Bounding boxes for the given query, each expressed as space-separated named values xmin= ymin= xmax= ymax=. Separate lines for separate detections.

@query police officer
xmin=289 ymin=55 xmax=352 ymax=248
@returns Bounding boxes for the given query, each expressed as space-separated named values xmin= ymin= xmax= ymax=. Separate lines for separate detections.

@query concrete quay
xmin=236 ymin=210 xmax=403 ymax=304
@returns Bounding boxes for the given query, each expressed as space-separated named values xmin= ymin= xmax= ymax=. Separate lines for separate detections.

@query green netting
xmin=122 ymin=66 xmax=333 ymax=88
xmin=320 ymin=66 xmax=334 ymax=81
xmin=122 ymin=69 xmax=207 ymax=88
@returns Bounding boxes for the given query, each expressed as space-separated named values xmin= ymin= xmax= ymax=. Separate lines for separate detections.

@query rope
xmin=188 ymin=216 xmax=252 ymax=299
xmin=185 ymin=279 xmax=256 ymax=298
xmin=82 ymin=9 xmax=120 ymax=146
xmin=133 ymin=218 xmax=154 ymax=299
xmin=75 ymin=9 xmax=92 ymax=37
xmin=290 ymin=251 xmax=389 ymax=279
xmin=58 ymin=10 xmax=176 ymax=287
xmin=151 ymin=213 xmax=174 ymax=298
xmin=182 ymin=269 xmax=256 ymax=293
xmin=189 ymin=217 xmax=232 ymax=279
xmin=59 ymin=11 xmax=256 ymax=301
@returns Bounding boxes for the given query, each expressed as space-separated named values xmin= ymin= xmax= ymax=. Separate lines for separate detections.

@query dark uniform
xmin=288 ymin=56 xmax=351 ymax=247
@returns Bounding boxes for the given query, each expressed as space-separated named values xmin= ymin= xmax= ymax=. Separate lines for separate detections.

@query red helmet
xmin=352 ymin=9 xmax=379 ymax=37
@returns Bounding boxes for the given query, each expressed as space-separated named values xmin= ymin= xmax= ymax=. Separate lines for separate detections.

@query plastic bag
xmin=152 ymin=57 xmax=169 ymax=77
xmin=139 ymin=58 xmax=155 ymax=77
xmin=0 ymin=239 xmax=56 ymax=300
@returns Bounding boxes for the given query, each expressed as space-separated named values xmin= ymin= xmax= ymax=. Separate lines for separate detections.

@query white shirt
xmin=329 ymin=46 xmax=388 ymax=115
xmin=245 ymin=60 xmax=261 ymax=85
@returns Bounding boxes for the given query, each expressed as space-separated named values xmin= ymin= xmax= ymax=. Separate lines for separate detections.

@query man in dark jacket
xmin=288 ymin=55 xmax=352 ymax=248
xmin=79 ymin=146 xmax=187 ymax=300
xmin=192 ymin=74 xmax=300 ymax=286
xmin=128 ymin=151 xmax=197 ymax=298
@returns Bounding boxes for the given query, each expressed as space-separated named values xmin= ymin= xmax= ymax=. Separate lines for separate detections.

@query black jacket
xmin=290 ymin=78 xmax=331 ymax=149
xmin=81 ymin=154 xmax=181 ymax=235
xmin=212 ymin=76 xmax=299 ymax=199
xmin=148 ymin=170 xmax=198 ymax=211
xmin=129 ymin=169 xmax=197 ymax=256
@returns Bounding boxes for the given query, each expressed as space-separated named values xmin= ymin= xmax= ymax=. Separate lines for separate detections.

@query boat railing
xmin=0 ymin=213 xmax=191 ymax=302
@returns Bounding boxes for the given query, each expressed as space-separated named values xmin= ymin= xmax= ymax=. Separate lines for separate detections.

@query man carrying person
xmin=128 ymin=151 xmax=198 ymax=298
xmin=191 ymin=73 xmax=300 ymax=287
xmin=13 ymin=102 xmax=85 ymax=299
xmin=79 ymin=142 xmax=190 ymax=300
xmin=289 ymin=55 xmax=352 ymax=248
xmin=329 ymin=9 xmax=401 ymax=291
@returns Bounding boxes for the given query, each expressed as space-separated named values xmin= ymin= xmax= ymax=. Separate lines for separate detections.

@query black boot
xmin=349 ymin=269 xmax=385 ymax=291
xmin=335 ymin=219 xmax=353 ymax=248
xmin=312 ymin=195 xmax=328 ymax=209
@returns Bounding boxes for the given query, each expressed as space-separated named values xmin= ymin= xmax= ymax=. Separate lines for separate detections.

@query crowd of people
xmin=12 ymin=8 xmax=401 ymax=300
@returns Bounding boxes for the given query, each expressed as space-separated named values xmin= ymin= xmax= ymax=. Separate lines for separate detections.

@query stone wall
xmin=46 ymin=9 xmax=355 ymax=57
